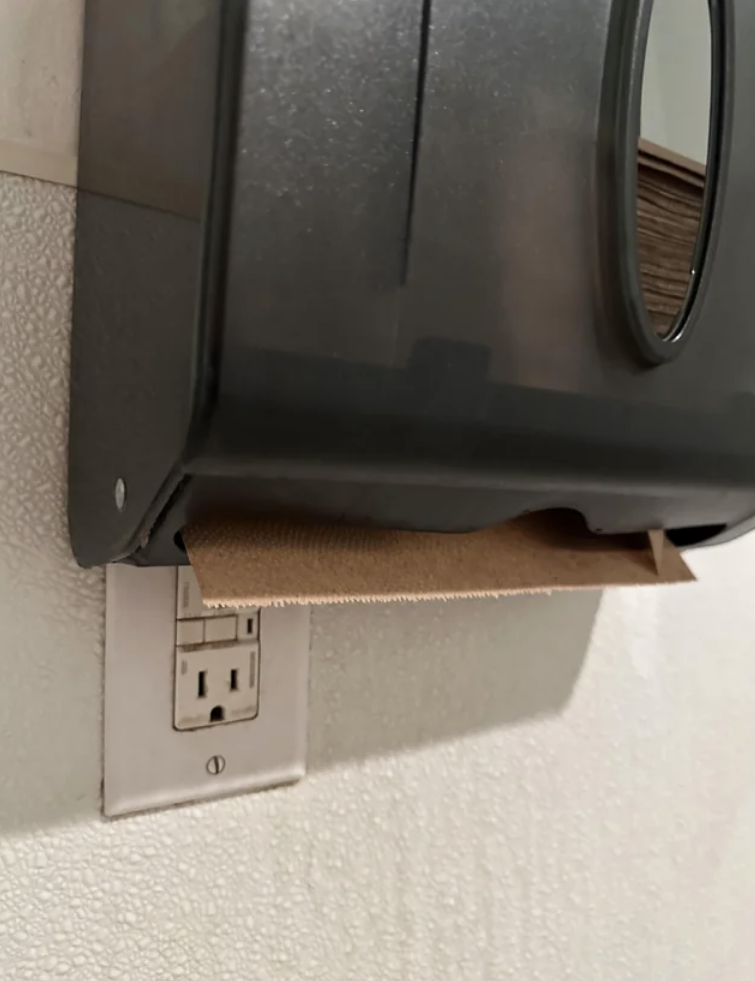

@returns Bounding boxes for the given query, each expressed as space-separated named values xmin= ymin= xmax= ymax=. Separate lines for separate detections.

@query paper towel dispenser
xmin=69 ymin=0 xmax=755 ymax=569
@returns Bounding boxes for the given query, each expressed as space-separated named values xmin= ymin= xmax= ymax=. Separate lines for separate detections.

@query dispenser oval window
xmin=636 ymin=0 xmax=719 ymax=343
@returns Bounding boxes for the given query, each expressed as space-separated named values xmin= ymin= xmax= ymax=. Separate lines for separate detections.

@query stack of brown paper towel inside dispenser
xmin=637 ymin=138 xmax=707 ymax=336
xmin=185 ymin=141 xmax=701 ymax=608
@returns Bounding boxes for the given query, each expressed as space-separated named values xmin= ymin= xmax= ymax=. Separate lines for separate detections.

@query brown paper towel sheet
xmin=185 ymin=513 xmax=694 ymax=609
xmin=637 ymin=138 xmax=705 ymax=336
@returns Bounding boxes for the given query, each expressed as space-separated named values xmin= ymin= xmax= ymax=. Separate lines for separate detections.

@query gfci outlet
xmin=104 ymin=565 xmax=310 ymax=817
xmin=175 ymin=644 xmax=260 ymax=730
xmin=173 ymin=569 xmax=262 ymax=731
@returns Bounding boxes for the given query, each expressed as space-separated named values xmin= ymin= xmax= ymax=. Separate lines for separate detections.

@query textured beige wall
xmin=2 ymin=2 xmax=755 ymax=979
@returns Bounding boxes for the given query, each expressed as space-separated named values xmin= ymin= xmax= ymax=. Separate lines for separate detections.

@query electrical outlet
xmin=104 ymin=565 xmax=310 ymax=817
xmin=174 ymin=643 xmax=260 ymax=730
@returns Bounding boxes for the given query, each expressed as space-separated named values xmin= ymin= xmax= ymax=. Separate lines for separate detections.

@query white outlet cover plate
xmin=104 ymin=564 xmax=311 ymax=818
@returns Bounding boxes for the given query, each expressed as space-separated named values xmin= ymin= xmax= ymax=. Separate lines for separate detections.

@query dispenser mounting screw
xmin=114 ymin=478 xmax=126 ymax=511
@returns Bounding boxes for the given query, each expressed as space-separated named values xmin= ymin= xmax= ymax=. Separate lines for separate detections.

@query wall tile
xmin=0 ymin=0 xmax=83 ymax=185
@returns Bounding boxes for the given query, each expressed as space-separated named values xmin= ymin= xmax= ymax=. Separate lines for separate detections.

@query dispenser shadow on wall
xmin=307 ymin=592 xmax=600 ymax=772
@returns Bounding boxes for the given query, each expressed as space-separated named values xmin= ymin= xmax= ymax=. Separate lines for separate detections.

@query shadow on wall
xmin=308 ymin=592 xmax=599 ymax=771
xmin=0 ymin=587 xmax=598 ymax=837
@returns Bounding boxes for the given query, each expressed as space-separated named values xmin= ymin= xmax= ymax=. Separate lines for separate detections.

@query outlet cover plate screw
xmin=207 ymin=755 xmax=226 ymax=776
